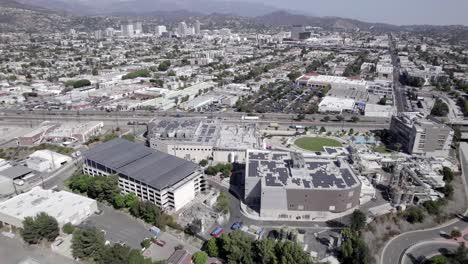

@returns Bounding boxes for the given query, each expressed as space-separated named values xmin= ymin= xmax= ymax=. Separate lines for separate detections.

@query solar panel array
xmin=247 ymin=151 xmax=359 ymax=190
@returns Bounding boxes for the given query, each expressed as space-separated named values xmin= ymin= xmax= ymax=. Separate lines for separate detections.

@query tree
xmin=322 ymin=116 xmax=330 ymax=122
xmin=113 ymin=194 xmax=126 ymax=209
xmin=158 ymin=60 xmax=171 ymax=71
xmin=215 ymin=192 xmax=230 ymax=213
xmin=287 ymin=71 xmax=301 ymax=82
xmin=451 ymin=229 xmax=462 ymax=238
xmin=338 ymin=228 xmax=369 ymax=264
xmin=350 ymin=116 xmax=360 ymax=123
xmin=350 ymin=210 xmax=367 ymax=231
xmin=92 ymin=68 xmax=99 ymax=76
xmin=431 ymin=99 xmax=450 ymax=117
xmin=62 ymin=222 xmax=75 ymax=235
xmin=21 ymin=212 xmax=59 ymax=244
xmin=378 ymin=97 xmax=387 ymax=105
xmin=199 ymin=159 xmax=208 ymax=167
xmin=404 ymin=207 xmax=425 ymax=223
xmin=72 ymin=226 xmax=105 ymax=261
xmin=205 ymin=238 xmax=219 ymax=257
xmin=442 ymin=167 xmax=454 ymax=183
xmin=336 ymin=115 xmax=344 ymax=122
xmin=319 ymin=126 xmax=326 ymax=133
xmin=427 ymin=255 xmax=451 ymax=264
xmin=254 ymin=239 xmax=277 ymax=264
xmin=192 ymin=251 xmax=208 ymax=264
xmin=141 ymin=238 xmax=151 ymax=249
xmin=423 ymin=200 xmax=441 ymax=216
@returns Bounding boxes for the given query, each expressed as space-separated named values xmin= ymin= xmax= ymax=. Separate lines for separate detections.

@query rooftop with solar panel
xmin=247 ymin=150 xmax=360 ymax=190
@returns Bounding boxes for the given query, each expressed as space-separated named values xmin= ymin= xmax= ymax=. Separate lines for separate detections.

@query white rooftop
xmin=0 ymin=187 xmax=97 ymax=227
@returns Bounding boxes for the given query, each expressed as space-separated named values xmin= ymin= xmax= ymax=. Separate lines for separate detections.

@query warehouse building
xmin=0 ymin=187 xmax=98 ymax=228
xmin=83 ymin=138 xmax=205 ymax=211
xmin=148 ymin=118 xmax=262 ymax=163
xmin=245 ymin=150 xmax=361 ymax=220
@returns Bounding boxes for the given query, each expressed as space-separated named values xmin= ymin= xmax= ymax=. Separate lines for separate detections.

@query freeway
xmin=401 ymin=241 xmax=460 ymax=264
xmin=380 ymin=142 xmax=468 ymax=264
xmin=0 ymin=109 xmax=391 ymax=130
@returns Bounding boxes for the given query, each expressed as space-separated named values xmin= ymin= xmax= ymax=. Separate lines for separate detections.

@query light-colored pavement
xmin=401 ymin=241 xmax=460 ymax=264
xmin=0 ymin=233 xmax=77 ymax=264
xmin=380 ymin=143 xmax=468 ymax=264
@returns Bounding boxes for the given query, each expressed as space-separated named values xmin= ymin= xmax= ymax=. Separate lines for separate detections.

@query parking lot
xmin=0 ymin=232 xmax=76 ymax=264
xmin=143 ymin=232 xmax=200 ymax=261
xmin=81 ymin=205 xmax=153 ymax=249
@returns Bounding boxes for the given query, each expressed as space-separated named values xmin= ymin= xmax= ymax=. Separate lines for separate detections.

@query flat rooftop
xmin=0 ymin=187 xmax=96 ymax=225
xmin=247 ymin=150 xmax=360 ymax=190
xmin=84 ymin=138 xmax=199 ymax=190
xmin=148 ymin=118 xmax=261 ymax=150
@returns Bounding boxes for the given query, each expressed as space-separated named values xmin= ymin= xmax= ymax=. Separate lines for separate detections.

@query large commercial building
xmin=0 ymin=187 xmax=98 ymax=228
xmin=390 ymin=113 xmax=454 ymax=157
xmin=244 ymin=150 xmax=361 ymax=220
xmin=148 ymin=118 xmax=262 ymax=163
xmin=83 ymin=138 xmax=204 ymax=211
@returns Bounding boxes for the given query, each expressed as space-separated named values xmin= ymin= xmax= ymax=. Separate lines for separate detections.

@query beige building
xmin=148 ymin=118 xmax=262 ymax=163
xmin=390 ymin=113 xmax=453 ymax=157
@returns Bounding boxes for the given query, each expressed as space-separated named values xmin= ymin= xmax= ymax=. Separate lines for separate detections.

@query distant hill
xmin=16 ymin=0 xmax=281 ymax=17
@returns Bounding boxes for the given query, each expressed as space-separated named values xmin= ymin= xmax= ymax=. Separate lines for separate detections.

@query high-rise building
xmin=134 ymin=21 xmax=143 ymax=35
xmin=195 ymin=20 xmax=201 ymax=35
xmin=121 ymin=23 xmax=134 ymax=37
xmin=155 ymin=25 xmax=167 ymax=36
xmin=94 ymin=30 xmax=103 ymax=40
xmin=291 ymin=25 xmax=304 ymax=40
xmin=105 ymin=27 xmax=115 ymax=38
xmin=178 ymin=21 xmax=187 ymax=37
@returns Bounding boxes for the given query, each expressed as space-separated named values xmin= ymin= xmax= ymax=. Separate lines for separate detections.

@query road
xmin=402 ymin=241 xmax=460 ymax=264
xmin=380 ymin=142 xmax=468 ymax=264
xmin=389 ymin=33 xmax=407 ymax=113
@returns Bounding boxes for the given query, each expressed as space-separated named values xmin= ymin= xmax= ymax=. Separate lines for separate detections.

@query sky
xmin=236 ymin=0 xmax=468 ymax=25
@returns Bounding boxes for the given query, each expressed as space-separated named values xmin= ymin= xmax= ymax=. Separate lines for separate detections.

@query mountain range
xmin=15 ymin=0 xmax=283 ymax=17
xmin=1 ymin=0 xmax=468 ymax=40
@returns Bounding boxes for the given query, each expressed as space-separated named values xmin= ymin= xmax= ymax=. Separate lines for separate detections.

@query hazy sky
xmin=236 ymin=0 xmax=468 ymax=25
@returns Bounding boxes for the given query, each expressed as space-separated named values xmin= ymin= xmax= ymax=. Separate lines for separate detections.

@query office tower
xmin=195 ymin=20 xmax=201 ymax=35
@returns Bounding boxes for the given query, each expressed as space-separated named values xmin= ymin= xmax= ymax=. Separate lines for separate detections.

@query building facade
xmin=245 ymin=150 xmax=361 ymax=220
xmin=390 ymin=113 xmax=454 ymax=157
xmin=83 ymin=138 xmax=205 ymax=211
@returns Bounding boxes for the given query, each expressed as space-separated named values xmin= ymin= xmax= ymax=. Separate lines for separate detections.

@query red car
xmin=210 ymin=227 xmax=224 ymax=237
xmin=155 ymin=239 xmax=166 ymax=247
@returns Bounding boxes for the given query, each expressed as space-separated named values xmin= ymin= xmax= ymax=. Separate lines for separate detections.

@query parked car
xmin=211 ymin=227 xmax=224 ymax=237
xmin=154 ymin=240 xmax=166 ymax=247
xmin=231 ymin=222 xmax=243 ymax=230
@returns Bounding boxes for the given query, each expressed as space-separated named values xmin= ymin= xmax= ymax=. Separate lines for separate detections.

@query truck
xmin=149 ymin=226 xmax=161 ymax=236
xmin=241 ymin=115 xmax=260 ymax=120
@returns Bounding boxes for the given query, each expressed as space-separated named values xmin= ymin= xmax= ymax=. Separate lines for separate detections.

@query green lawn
xmin=374 ymin=145 xmax=392 ymax=153
xmin=294 ymin=137 xmax=342 ymax=151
